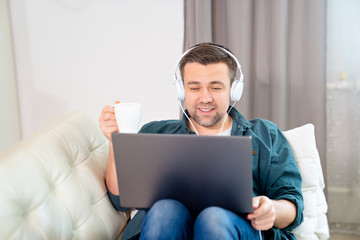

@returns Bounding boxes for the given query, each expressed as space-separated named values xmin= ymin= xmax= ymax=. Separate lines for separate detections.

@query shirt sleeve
xmin=266 ymin=124 xmax=304 ymax=230
xmin=105 ymin=181 xmax=130 ymax=211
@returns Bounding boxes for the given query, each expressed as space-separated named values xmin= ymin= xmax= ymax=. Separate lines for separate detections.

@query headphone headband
xmin=173 ymin=44 xmax=244 ymax=102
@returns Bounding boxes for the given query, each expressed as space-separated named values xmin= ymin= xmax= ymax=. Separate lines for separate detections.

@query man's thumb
xmin=253 ymin=196 xmax=261 ymax=209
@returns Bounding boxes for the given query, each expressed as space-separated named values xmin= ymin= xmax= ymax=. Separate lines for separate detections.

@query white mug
xmin=114 ymin=103 xmax=142 ymax=133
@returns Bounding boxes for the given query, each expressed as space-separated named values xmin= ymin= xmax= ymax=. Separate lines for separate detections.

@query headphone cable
xmin=219 ymin=101 xmax=237 ymax=134
xmin=179 ymin=102 xmax=199 ymax=136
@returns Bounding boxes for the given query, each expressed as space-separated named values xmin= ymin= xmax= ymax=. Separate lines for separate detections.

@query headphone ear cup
xmin=230 ymin=80 xmax=244 ymax=102
xmin=175 ymin=79 xmax=185 ymax=101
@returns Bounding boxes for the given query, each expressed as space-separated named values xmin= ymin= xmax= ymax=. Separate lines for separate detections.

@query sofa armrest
xmin=0 ymin=111 xmax=128 ymax=239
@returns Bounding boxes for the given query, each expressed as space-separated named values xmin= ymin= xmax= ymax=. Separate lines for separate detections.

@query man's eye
xmin=212 ymin=87 xmax=222 ymax=90
xmin=190 ymin=88 xmax=199 ymax=91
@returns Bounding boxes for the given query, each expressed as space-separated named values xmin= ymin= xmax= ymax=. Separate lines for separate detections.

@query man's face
xmin=183 ymin=62 xmax=231 ymax=128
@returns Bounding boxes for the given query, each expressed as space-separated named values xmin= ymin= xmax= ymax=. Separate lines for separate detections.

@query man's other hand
xmin=247 ymin=196 xmax=276 ymax=231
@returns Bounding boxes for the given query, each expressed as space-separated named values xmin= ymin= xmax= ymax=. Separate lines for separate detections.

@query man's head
xmin=177 ymin=43 xmax=240 ymax=133
xmin=179 ymin=43 xmax=238 ymax=85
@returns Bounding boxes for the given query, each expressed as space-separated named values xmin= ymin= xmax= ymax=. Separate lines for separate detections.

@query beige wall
xmin=8 ymin=0 xmax=184 ymax=139
xmin=0 ymin=0 xmax=21 ymax=154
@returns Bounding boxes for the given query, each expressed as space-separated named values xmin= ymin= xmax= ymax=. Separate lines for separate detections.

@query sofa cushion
xmin=0 ymin=111 xmax=128 ymax=239
xmin=283 ymin=124 xmax=329 ymax=240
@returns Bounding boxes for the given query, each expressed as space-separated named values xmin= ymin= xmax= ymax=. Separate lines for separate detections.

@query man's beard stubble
xmin=192 ymin=111 xmax=225 ymax=127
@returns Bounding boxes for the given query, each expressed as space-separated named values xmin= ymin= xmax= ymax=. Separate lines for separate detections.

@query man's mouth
xmin=199 ymin=108 xmax=214 ymax=112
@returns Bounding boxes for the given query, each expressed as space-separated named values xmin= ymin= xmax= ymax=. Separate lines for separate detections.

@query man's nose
xmin=199 ymin=89 xmax=213 ymax=103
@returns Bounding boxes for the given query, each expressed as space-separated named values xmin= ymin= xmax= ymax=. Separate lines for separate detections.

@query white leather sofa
xmin=0 ymin=111 xmax=129 ymax=239
xmin=0 ymin=111 xmax=329 ymax=239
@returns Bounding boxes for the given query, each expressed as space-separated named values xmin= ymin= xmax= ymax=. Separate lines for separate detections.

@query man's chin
xmin=193 ymin=116 xmax=220 ymax=128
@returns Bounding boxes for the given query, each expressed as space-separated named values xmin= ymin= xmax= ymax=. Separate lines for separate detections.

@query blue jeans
xmin=139 ymin=199 xmax=265 ymax=240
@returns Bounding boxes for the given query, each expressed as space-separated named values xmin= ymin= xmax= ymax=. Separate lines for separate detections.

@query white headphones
xmin=173 ymin=45 xmax=244 ymax=102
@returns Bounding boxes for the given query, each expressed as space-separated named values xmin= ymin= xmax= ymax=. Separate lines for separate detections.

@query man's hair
xmin=179 ymin=42 xmax=238 ymax=84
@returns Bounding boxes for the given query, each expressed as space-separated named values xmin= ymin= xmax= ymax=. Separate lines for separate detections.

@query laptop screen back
xmin=112 ymin=133 xmax=253 ymax=213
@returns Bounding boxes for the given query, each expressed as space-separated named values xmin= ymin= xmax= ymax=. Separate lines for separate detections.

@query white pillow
xmin=282 ymin=124 xmax=329 ymax=240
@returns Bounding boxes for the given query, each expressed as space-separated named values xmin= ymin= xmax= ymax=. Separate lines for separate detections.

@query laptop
xmin=112 ymin=132 xmax=253 ymax=213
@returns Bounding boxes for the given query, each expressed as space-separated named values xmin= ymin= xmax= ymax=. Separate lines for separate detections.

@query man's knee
xmin=194 ymin=207 xmax=252 ymax=240
xmin=194 ymin=207 xmax=233 ymax=239
xmin=195 ymin=207 xmax=231 ymax=228
xmin=148 ymin=199 xmax=188 ymax=218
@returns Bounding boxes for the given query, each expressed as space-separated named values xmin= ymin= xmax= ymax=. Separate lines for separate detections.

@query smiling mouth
xmin=199 ymin=108 xmax=214 ymax=112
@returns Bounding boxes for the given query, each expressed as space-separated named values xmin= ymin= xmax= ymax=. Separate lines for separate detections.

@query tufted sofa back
xmin=0 ymin=111 xmax=128 ymax=239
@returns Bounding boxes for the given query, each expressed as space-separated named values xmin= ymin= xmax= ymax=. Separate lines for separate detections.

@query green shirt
xmin=111 ymin=108 xmax=304 ymax=240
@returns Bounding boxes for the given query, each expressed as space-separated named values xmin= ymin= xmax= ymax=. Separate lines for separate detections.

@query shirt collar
xmin=228 ymin=107 xmax=252 ymax=135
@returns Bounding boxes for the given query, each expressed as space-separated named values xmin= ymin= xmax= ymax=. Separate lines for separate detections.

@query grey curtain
xmin=185 ymin=0 xmax=360 ymax=236
xmin=184 ymin=0 xmax=326 ymax=177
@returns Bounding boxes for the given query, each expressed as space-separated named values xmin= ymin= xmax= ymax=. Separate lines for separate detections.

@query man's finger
xmin=102 ymin=112 xmax=117 ymax=121
xmin=102 ymin=105 xmax=115 ymax=114
xmin=247 ymin=196 xmax=272 ymax=220
xmin=251 ymin=218 xmax=274 ymax=231
xmin=253 ymin=196 xmax=261 ymax=209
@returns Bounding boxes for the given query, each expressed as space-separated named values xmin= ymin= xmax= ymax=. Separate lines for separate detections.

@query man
xmin=99 ymin=43 xmax=303 ymax=240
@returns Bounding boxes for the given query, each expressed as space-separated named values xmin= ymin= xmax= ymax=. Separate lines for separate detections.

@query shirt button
xmin=252 ymin=151 xmax=257 ymax=156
